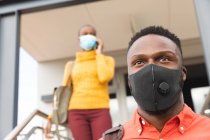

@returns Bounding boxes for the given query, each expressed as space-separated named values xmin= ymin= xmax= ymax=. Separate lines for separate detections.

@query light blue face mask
xmin=79 ymin=34 xmax=97 ymax=50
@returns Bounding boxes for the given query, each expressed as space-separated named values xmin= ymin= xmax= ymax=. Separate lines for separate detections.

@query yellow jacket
xmin=63 ymin=50 xmax=115 ymax=109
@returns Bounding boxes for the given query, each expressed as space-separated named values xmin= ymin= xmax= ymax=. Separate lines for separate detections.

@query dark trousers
xmin=68 ymin=109 xmax=112 ymax=140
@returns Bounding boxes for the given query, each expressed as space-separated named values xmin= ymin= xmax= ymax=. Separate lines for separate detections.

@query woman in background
xmin=45 ymin=24 xmax=115 ymax=140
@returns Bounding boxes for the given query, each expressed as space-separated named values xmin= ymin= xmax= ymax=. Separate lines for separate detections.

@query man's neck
xmin=138 ymin=96 xmax=184 ymax=132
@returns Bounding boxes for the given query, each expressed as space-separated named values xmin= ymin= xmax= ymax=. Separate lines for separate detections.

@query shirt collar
xmin=132 ymin=104 xmax=195 ymax=135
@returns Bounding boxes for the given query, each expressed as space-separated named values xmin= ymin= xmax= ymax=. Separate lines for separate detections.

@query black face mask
xmin=128 ymin=64 xmax=183 ymax=112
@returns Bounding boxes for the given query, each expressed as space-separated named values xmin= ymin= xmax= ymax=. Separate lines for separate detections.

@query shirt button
xmin=180 ymin=126 xmax=184 ymax=130
xmin=141 ymin=120 xmax=145 ymax=125
xmin=160 ymin=138 xmax=164 ymax=140
xmin=137 ymin=128 xmax=142 ymax=133
xmin=179 ymin=126 xmax=185 ymax=134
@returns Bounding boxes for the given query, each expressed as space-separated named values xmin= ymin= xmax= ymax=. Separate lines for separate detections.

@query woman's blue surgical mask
xmin=80 ymin=35 xmax=97 ymax=50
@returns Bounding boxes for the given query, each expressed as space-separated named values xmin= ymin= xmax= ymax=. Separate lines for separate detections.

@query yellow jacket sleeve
xmin=96 ymin=54 xmax=115 ymax=83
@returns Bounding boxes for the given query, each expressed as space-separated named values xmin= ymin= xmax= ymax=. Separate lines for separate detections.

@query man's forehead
xmin=127 ymin=34 xmax=180 ymax=58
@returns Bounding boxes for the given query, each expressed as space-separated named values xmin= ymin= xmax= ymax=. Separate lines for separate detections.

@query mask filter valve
xmin=158 ymin=82 xmax=170 ymax=95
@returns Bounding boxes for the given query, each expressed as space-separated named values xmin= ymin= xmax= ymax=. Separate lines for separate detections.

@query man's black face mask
xmin=128 ymin=64 xmax=183 ymax=113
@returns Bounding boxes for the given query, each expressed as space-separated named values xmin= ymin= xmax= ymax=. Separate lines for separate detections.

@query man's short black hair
xmin=128 ymin=26 xmax=182 ymax=55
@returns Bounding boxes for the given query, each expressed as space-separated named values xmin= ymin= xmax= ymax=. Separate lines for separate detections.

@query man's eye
xmin=159 ymin=57 xmax=169 ymax=62
xmin=134 ymin=60 xmax=144 ymax=66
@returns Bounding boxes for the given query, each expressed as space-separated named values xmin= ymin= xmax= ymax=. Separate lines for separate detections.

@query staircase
xmin=5 ymin=110 xmax=73 ymax=140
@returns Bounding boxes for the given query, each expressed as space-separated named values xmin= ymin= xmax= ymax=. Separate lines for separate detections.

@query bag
xmin=52 ymin=86 xmax=72 ymax=125
xmin=52 ymin=61 xmax=74 ymax=125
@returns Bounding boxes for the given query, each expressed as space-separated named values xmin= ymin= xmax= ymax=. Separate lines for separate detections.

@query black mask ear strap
xmin=179 ymin=78 xmax=184 ymax=89
xmin=127 ymin=76 xmax=133 ymax=93
xmin=182 ymin=66 xmax=187 ymax=80
xmin=179 ymin=66 xmax=186 ymax=89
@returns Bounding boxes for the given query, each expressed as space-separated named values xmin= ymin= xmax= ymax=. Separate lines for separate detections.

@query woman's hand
xmin=44 ymin=119 xmax=53 ymax=139
xmin=96 ymin=37 xmax=104 ymax=54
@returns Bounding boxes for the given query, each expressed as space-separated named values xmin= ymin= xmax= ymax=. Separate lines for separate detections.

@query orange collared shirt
xmin=122 ymin=104 xmax=210 ymax=140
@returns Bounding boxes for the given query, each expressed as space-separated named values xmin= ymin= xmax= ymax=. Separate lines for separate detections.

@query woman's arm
xmin=96 ymin=54 xmax=115 ymax=83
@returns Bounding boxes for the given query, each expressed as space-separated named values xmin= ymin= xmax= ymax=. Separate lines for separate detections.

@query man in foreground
xmin=101 ymin=26 xmax=210 ymax=140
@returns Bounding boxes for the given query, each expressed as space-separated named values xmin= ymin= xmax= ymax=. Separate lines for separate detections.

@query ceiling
xmin=20 ymin=0 xmax=202 ymax=64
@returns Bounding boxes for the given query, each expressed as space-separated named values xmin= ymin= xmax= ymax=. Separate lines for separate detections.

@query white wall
xmin=18 ymin=48 xmax=38 ymax=124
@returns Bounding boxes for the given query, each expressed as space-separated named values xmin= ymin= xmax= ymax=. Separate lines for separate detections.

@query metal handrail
xmin=22 ymin=126 xmax=44 ymax=140
xmin=20 ymin=125 xmax=71 ymax=140
xmin=5 ymin=109 xmax=48 ymax=140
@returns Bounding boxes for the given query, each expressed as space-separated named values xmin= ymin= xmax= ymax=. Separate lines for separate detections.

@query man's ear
xmin=182 ymin=66 xmax=187 ymax=81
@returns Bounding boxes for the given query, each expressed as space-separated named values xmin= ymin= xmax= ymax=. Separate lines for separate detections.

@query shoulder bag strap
xmin=54 ymin=61 xmax=74 ymax=140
